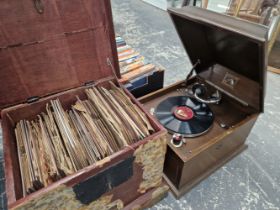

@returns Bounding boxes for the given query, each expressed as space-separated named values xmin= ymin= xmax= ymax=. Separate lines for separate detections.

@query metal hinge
xmin=84 ymin=81 xmax=95 ymax=87
xmin=26 ymin=96 xmax=40 ymax=104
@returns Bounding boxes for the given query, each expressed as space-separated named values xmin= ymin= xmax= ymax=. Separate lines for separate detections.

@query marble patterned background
xmin=0 ymin=0 xmax=279 ymax=209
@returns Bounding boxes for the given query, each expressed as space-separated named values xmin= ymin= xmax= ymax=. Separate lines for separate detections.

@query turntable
xmin=155 ymin=95 xmax=214 ymax=137
xmin=139 ymin=6 xmax=268 ymax=198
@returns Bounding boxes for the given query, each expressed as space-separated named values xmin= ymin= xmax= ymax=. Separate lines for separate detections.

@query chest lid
xmin=0 ymin=0 xmax=120 ymax=111
xmin=168 ymin=6 xmax=269 ymax=111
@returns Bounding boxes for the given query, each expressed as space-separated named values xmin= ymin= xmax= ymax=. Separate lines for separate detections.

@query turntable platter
xmin=154 ymin=96 xmax=214 ymax=137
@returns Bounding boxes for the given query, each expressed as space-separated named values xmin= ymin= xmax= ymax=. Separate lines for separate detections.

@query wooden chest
xmin=0 ymin=0 xmax=168 ymax=209
xmin=140 ymin=6 xmax=268 ymax=198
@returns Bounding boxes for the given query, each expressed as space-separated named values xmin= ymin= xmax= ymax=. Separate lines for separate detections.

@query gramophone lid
xmin=168 ymin=6 xmax=269 ymax=111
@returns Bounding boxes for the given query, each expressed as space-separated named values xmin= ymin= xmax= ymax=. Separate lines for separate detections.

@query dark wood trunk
xmin=140 ymin=78 xmax=259 ymax=198
xmin=139 ymin=7 xmax=268 ymax=198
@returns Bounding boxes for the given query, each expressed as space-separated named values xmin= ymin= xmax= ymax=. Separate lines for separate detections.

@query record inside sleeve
xmin=155 ymin=96 xmax=214 ymax=137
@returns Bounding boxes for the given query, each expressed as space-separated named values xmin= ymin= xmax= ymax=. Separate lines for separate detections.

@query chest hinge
xmin=26 ymin=96 xmax=40 ymax=104
xmin=84 ymin=81 xmax=95 ymax=87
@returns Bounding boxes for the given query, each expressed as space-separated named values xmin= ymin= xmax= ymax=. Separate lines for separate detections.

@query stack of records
xmin=14 ymin=82 xmax=154 ymax=196
xmin=116 ymin=36 xmax=156 ymax=83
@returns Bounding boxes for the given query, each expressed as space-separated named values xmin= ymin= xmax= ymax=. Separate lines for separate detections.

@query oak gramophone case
xmin=0 ymin=0 xmax=168 ymax=209
xmin=140 ymin=6 xmax=268 ymax=198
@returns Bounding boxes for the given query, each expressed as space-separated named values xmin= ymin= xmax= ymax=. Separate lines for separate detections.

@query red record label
xmin=155 ymin=96 xmax=214 ymax=137
xmin=173 ymin=106 xmax=194 ymax=121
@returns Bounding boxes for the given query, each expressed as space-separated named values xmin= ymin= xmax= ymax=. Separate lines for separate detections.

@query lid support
xmin=185 ymin=59 xmax=201 ymax=86
xmin=107 ymin=58 xmax=119 ymax=80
